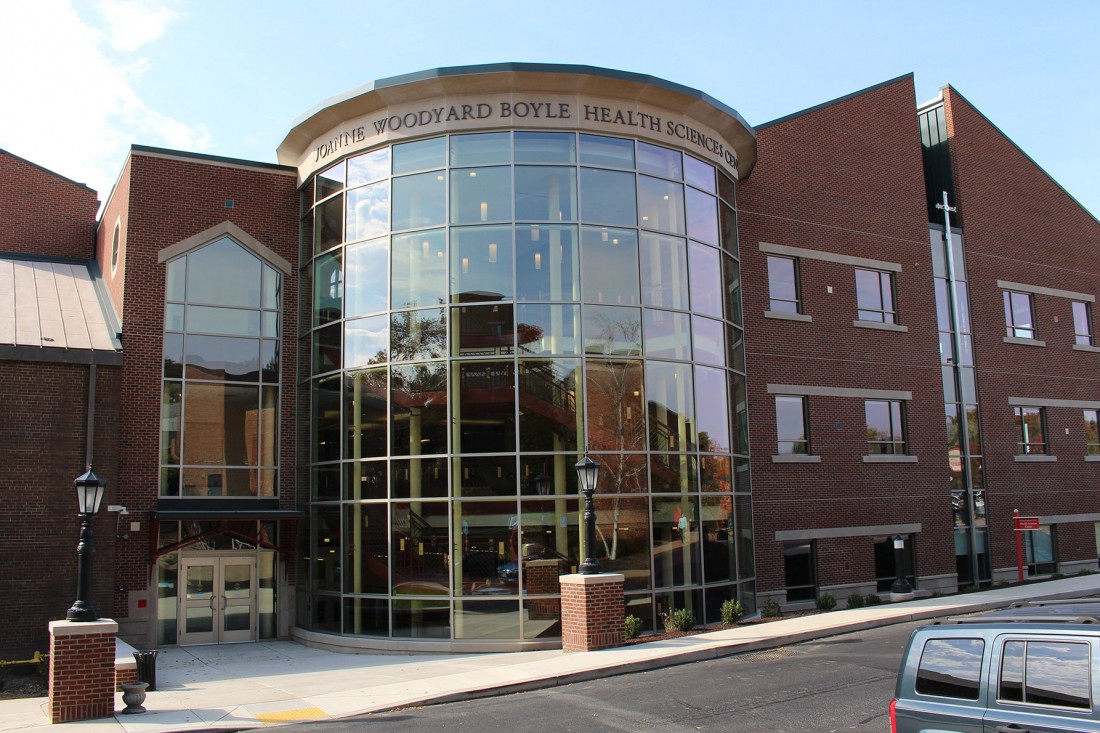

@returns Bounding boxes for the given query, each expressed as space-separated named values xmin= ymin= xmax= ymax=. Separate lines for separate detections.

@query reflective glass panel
xmin=515 ymin=303 xmax=580 ymax=355
xmin=344 ymin=503 xmax=389 ymax=594
xmin=347 ymin=148 xmax=390 ymax=187
xmin=650 ymin=453 xmax=696 ymax=493
xmin=391 ymin=501 xmax=449 ymax=596
xmin=647 ymin=361 xmax=695 ymax=452
xmin=695 ymin=366 xmax=730 ymax=453
xmin=515 ymin=166 xmax=577 ymax=222
xmin=315 ymin=161 xmax=344 ymax=201
xmin=391 ymin=458 xmax=448 ymax=498
xmin=582 ymin=227 xmax=639 ymax=305
xmin=653 ymin=496 xmax=699 ymax=588
xmin=453 ymin=304 xmax=514 ymax=356
xmin=644 ymin=309 xmax=691 ymax=360
xmin=723 ymin=254 xmax=742 ymax=325
xmin=516 ymin=225 xmax=579 ymax=302
xmin=163 ymin=332 xmax=183 ymax=377
xmin=688 ymin=242 xmax=722 ymax=318
xmin=392 ymin=137 xmax=445 ymax=174
xmin=451 ymin=225 xmax=513 ymax=303
xmin=593 ymin=495 xmax=650 ymax=590
xmin=580 ymin=168 xmax=636 ymax=226
xmin=453 ymin=360 xmax=516 ymax=453
xmin=345 ymin=237 xmax=389 ymax=318
xmin=161 ymin=382 xmax=181 ymax=464
xmin=775 ymin=396 xmax=808 ymax=455
xmin=391 ymin=362 xmax=448 ymax=456
xmin=313 ymin=464 xmax=340 ymax=501
xmin=454 ymin=456 xmax=516 ymax=498
xmin=454 ymin=499 xmax=519 ymax=595
xmin=314 ymin=195 xmax=344 ymax=253
xmin=455 ymin=600 xmax=521 ymax=638
xmin=450 ymin=167 xmax=511 ymax=224
xmin=344 ymin=460 xmax=386 ymax=501
xmin=586 ymin=360 xmax=645 ymax=451
xmin=345 ymin=367 xmax=388 ymax=459
xmin=450 ymin=132 xmax=511 ymax=166
xmin=345 ymin=314 xmax=388 ymax=368
xmin=391 ymin=229 xmax=447 ymax=309
xmin=392 ymin=171 xmax=446 ymax=231
xmin=391 ymin=308 xmax=447 ymax=361
xmin=182 ymin=383 xmax=258 ymax=465
xmin=393 ymin=598 xmax=450 ymax=638
xmin=166 ymin=259 xmax=185 ymax=301
xmin=579 ymin=134 xmax=634 ymax=168
xmin=313 ymin=250 xmax=343 ymax=326
xmin=515 ymin=131 xmax=575 ymax=164
xmin=700 ymin=454 xmax=732 ymax=492
xmin=685 ymin=187 xmax=719 ymax=246
xmin=692 ymin=316 xmax=725 ymax=366
xmin=583 ymin=305 xmax=641 ymax=356
xmin=188 ymin=238 xmax=262 ymax=307
xmin=640 ymin=233 xmax=689 ymax=310
xmin=311 ymin=375 xmax=341 ymax=463
xmin=312 ymin=322 xmax=340 ymax=375
xmin=343 ymin=597 xmax=388 ymax=637
xmin=637 ymin=142 xmax=682 ymax=179
xmin=184 ymin=335 xmax=260 ymax=381
xmin=638 ymin=176 xmax=685 ymax=236
xmin=520 ymin=496 xmax=579 ymax=592
xmin=518 ymin=358 xmax=582 ymax=452
xmin=346 ymin=180 xmax=389 ymax=243
xmin=684 ymin=156 xmax=716 ymax=193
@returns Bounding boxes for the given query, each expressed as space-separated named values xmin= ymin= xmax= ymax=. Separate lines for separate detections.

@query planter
xmin=120 ymin=681 xmax=148 ymax=714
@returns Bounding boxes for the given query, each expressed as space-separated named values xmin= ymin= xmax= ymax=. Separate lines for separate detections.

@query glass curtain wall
xmin=300 ymin=131 xmax=751 ymax=642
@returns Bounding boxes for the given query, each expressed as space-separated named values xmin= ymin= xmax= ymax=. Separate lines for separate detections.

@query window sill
xmin=861 ymin=454 xmax=918 ymax=463
xmin=771 ymin=454 xmax=822 ymax=463
xmin=1014 ymin=454 xmax=1057 ymax=462
xmin=852 ymin=320 xmax=908 ymax=333
xmin=1073 ymin=344 xmax=1100 ymax=353
xmin=1003 ymin=336 xmax=1046 ymax=347
xmin=765 ymin=310 xmax=812 ymax=323
xmin=1084 ymin=455 xmax=1100 ymax=462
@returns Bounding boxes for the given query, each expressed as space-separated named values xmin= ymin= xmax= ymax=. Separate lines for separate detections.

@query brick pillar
xmin=559 ymin=573 xmax=625 ymax=652
xmin=48 ymin=619 xmax=118 ymax=723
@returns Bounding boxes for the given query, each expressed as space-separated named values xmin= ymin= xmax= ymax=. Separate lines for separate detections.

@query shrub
xmin=846 ymin=592 xmax=865 ymax=609
xmin=720 ymin=599 xmax=744 ymax=625
xmin=864 ymin=593 xmax=883 ymax=606
xmin=662 ymin=607 xmax=694 ymax=632
xmin=624 ymin=614 xmax=643 ymax=640
xmin=761 ymin=599 xmax=782 ymax=618
xmin=815 ymin=593 xmax=836 ymax=612
xmin=1078 ymin=568 xmax=1095 ymax=576
xmin=1051 ymin=572 xmax=1066 ymax=580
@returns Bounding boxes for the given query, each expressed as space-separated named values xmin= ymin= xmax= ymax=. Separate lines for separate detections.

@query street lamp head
xmin=575 ymin=452 xmax=600 ymax=495
xmin=74 ymin=467 xmax=106 ymax=516
xmin=533 ymin=472 xmax=551 ymax=496
xmin=893 ymin=535 xmax=904 ymax=550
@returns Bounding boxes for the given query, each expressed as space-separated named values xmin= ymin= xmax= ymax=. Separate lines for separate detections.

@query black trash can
xmin=133 ymin=650 xmax=158 ymax=692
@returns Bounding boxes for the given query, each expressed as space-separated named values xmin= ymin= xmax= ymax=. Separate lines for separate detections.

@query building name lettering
xmin=312 ymin=99 xmax=735 ymax=169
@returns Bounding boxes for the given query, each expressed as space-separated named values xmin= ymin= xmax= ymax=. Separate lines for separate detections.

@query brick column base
xmin=560 ymin=573 xmax=625 ymax=652
xmin=48 ymin=619 xmax=118 ymax=723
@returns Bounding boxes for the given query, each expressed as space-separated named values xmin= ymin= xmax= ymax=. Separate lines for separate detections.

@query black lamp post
xmin=533 ymin=472 xmax=551 ymax=496
xmin=67 ymin=467 xmax=106 ymax=622
xmin=891 ymin=534 xmax=913 ymax=594
xmin=575 ymin=451 xmax=601 ymax=574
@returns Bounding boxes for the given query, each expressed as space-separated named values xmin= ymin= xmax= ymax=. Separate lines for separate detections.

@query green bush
xmin=662 ymin=607 xmax=694 ymax=632
xmin=720 ymin=599 xmax=744 ymax=625
xmin=1051 ymin=572 xmax=1066 ymax=580
xmin=624 ymin=614 xmax=643 ymax=640
xmin=1078 ymin=568 xmax=1095 ymax=576
xmin=815 ymin=593 xmax=837 ymax=612
xmin=864 ymin=593 xmax=883 ymax=606
xmin=761 ymin=599 xmax=782 ymax=618
xmin=846 ymin=592 xmax=865 ymax=609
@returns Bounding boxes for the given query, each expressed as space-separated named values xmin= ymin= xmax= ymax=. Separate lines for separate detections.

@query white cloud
xmin=0 ymin=0 xmax=208 ymax=206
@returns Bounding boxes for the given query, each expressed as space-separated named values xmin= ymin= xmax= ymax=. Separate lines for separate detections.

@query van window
xmin=916 ymin=638 xmax=985 ymax=699
xmin=999 ymin=640 xmax=1091 ymax=710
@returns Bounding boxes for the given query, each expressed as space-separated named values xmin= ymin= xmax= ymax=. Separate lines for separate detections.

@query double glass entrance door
xmin=180 ymin=556 xmax=256 ymax=645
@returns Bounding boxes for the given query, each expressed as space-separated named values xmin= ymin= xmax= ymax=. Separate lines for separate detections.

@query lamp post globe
xmin=67 ymin=467 xmax=106 ymax=622
xmin=575 ymin=451 xmax=601 ymax=575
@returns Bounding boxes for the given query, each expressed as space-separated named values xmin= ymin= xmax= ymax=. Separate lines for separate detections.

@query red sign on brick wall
xmin=1015 ymin=516 xmax=1041 ymax=531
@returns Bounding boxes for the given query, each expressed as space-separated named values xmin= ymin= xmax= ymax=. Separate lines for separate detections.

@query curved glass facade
xmin=300 ymin=130 xmax=753 ymax=645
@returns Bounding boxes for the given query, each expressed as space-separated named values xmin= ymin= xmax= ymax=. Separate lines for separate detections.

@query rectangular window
xmin=1003 ymin=290 xmax=1036 ymax=339
xmin=855 ymin=268 xmax=896 ymax=324
xmin=916 ymin=638 xmax=985 ymax=699
xmin=1085 ymin=410 xmax=1100 ymax=455
xmin=1073 ymin=300 xmax=1094 ymax=346
xmin=783 ymin=540 xmax=816 ymax=602
xmin=775 ymin=395 xmax=809 ymax=455
xmin=999 ymin=639 xmax=1089 ymax=709
xmin=865 ymin=400 xmax=907 ymax=454
xmin=1014 ymin=406 xmax=1047 ymax=454
xmin=1023 ymin=525 xmax=1057 ymax=576
xmin=766 ymin=255 xmax=800 ymax=313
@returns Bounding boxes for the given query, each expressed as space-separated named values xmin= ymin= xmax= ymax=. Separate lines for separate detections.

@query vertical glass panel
xmin=637 ymin=142 xmax=682 ymax=179
xmin=775 ymin=396 xmax=808 ymax=455
xmin=391 ymin=229 xmax=447 ymax=309
xmin=593 ymin=495 xmax=650 ymax=590
xmin=695 ymin=366 xmax=731 ymax=453
xmin=942 ymin=365 xmax=958 ymax=402
xmin=391 ymin=501 xmax=450 ymax=596
xmin=516 ymin=225 xmax=579 ymax=302
xmin=954 ymin=282 xmax=972 ymax=333
xmin=300 ymin=208 xmax=314 ymax=264
xmin=581 ymin=226 xmax=639 ymax=305
xmin=688 ymin=242 xmax=722 ymax=318
xmin=515 ymin=131 xmax=575 ymax=164
xmin=311 ymin=375 xmax=341 ymax=463
xmin=691 ymin=316 xmax=725 ymax=366
xmin=315 ymin=161 xmax=345 ymax=201
xmin=345 ymin=237 xmax=389 ymax=318
xmin=344 ymin=503 xmax=389 ymax=595
xmin=700 ymin=454 xmax=732 ymax=492
xmin=183 ymin=335 xmax=262 ymax=381
xmin=638 ymin=176 xmax=685 ymax=235
xmin=735 ymin=493 xmax=754 ymax=576
xmin=1074 ymin=301 xmax=1094 ymax=345
xmin=593 ymin=452 xmax=648 ymax=494
xmin=163 ymin=332 xmax=183 ymax=377
xmin=185 ymin=606 xmax=213 ymax=634
xmin=391 ymin=457 xmax=448 ymax=499
xmin=450 ymin=132 xmax=511 ymax=166
xmin=165 ymin=303 xmax=184 ymax=332
xmin=729 ymin=372 xmax=748 ymax=455
xmin=188 ymin=238 xmax=262 ymax=307
xmin=453 ymin=304 xmax=515 ymax=356
xmin=518 ymin=358 xmax=582 ymax=452
xmin=640 ymin=233 xmax=689 ymax=310
xmin=583 ymin=305 xmax=641 ymax=356
xmin=347 ymin=148 xmax=390 ymax=187
xmin=519 ymin=456 xmax=578 ymax=497
xmin=182 ymin=383 xmax=258 ymax=466
xmin=345 ymin=180 xmax=390 ymax=243
xmin=717 ymin=172 xmax=735 ymax=205
xmin=685 ymin=188 xmax=719 ymax=245
xmin=391 ymin=308 xmax=447 ymax=361
xmin=313 ymin=250 xmax=343 ymax=326
xmin=451 ymin=167 xmax=511 ymax=224
xmin=161 ymin=382 xmax=181 ymax=464
xmin=652 ymin=496 xmax=700 ymax=588
xmin=392 ymin=137 xmax=446 ymax=174
xmin=701 ymin=495 xmax=735 ymax=583
xmin=728 ymin=323 xmax=744 ymax=373
xmin=392 ymin=171 xmax=446 ymax=230
xmin=579 ymin=134 xmax=634 ymax=168
xmin=451 ymin=225 xmax=514 ymax=303
xmin=647 ymin=361 xmax=696 ymax=452
xmin=767 ymin=256 xmax=798 ymax=312
xmin=650 ymin=453 xmax=696 ymax=493
xmin=586 ymin=360 xmax=645 ymax=451
xmin=166 ymin=258 xmax=185 ymax=301
xmin=262 ymin=312 xmax=279 ymax=340
xmin=311 ymin=506 xmax=341 ymax=592
xmin=684 ymin=156 xmax=716 ymax=193
xmin=520 ymin=496 xmax=579 ymax=591
xmin=515 ymin=166 xmax=577 ymax=221
xmin=313 ymin=464 xmax=340 ymax=501
xmin=391 ymin=362 xmax=448 ymax=456
xmin=454 ymin=459 xmax=516 ymax=498
xmin=187 ymin=305 xmax=261 ymax=337
xmin=719 ymin=202 xmax=738 ymax=256
xmin=311 ymin=594 xmax=341 ymax=632
xmin=345 ymin=315 xmax=388 ymax=368
xmin=453 ymin=360 xmax=516 ymax=453
xmin=343 ymin=597 xmax=389 ymax=637
xmin=723 ymin=254 xmax=742 ymax=325
xmin=516 ymin=303 xmax=580 ymax=355
xmin=643 ymin=309 xmax=691 ymax=360
xmin=580 ymin=168 xmax=636 ymax=226
xmin=455 ymin=600 xmax=521 ymax=638
xmin=344 ymin=460 xmax=386 ymax=501
xmin=934 ymin=279 xmax=951 ymax=331
xmin=344 ymin=367 xmax=388 ymax=459
xmin=312 ymin=322 xmax=341 ymax=375
xmin=223 ymin=563 xmax=251 ymax=599
xmin=393 ymin=598 xmax=450 ymax=638
xmin=314 ymin=195 xmax=344 ymax=253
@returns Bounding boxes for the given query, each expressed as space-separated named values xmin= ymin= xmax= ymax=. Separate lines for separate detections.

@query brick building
xmin=1 ymin=64 xmax=1097 ymax=658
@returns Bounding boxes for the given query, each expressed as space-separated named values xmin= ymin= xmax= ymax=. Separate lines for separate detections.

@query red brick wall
xmin=943 ymin=88 xmax=1100 ymax=572
xmin=738 ymin=76 xmax=952 ymax=595
xmin=0 ymin=150 xmax=99 ymax=258
xmin=561 ymin=576 xmax=625 ymax=651
xmin=48 ymin=624 xmax=116 ymax=722
xmin=0 ymin=362 xmax=121 ymax=658
xmin=96 ymin=155 xmax=132 ymax=319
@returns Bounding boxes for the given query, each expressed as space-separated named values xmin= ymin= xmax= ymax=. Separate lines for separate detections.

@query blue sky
xmin=2 ymin=1 xmax=1098 ymax=219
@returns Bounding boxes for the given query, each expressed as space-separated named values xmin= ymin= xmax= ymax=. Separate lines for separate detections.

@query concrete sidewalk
xmin=5 ymin=574 xmax=1098 ymax=733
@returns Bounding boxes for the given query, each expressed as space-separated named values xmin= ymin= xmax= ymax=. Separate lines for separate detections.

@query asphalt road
xmin=274 ymin=620 xmax=921 ymax=733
